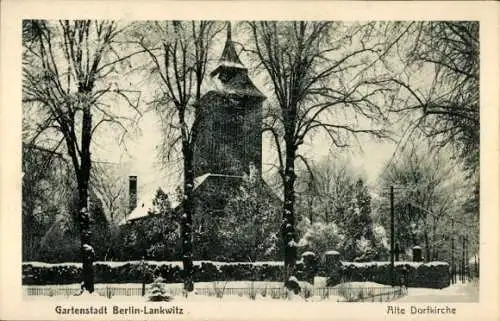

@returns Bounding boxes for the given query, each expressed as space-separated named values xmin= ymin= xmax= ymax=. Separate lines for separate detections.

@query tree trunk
xmin=78 ymin=86 xmax=94 ymax=293
xmin=282 ymin=140 xmax=297 ymax=281
xmin=181 ymin=142 xmax=194 ymax=292
xmin=23 ymin=202 xmax=36 ymax=260
xmin=424 ymin=231 xmax=430 ymax=263
xmin=78 ymin=179 xmax=94 ymax=293
xmin=432 ymin=216 xmax=437 ymax=260
xmin=308 ymin=197 xmax=313 ymax=224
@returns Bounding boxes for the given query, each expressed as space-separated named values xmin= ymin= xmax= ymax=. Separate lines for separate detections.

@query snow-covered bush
xmin=372 ymin=224 xmax=390 ymax=259
xmin=284 ymin=276 xmax=301 ymax=294
xmin=297 ymin=219 xmax=344 ymax=261
xmin=119 ymin=188 xmax=180 ymax=261
xmin=353 ymin=236 xmax=378 ymax=262
xmin=148 ymin=277 xmax=173 ymax=302
xmin=333 ymin=261 xmax=450 ymax=288
xmin=219 ymin=174 xmax=281 ymax=262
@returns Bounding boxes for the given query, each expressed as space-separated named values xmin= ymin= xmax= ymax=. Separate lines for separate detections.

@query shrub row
xmin=23 ymin=260 xmax=449 ymax=289
xmin=22 ymin=261 xmax=306 ymax=285
xmin=327 ymin=261 xmax=450 ymax=289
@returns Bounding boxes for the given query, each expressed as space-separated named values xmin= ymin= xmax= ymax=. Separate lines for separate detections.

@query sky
xmin=68 ymin=21 xmax=418 ymax=201
xmin=42 ymin=22 xmax=454 ymax=205
xmin=97 ymin=108 xmax=397 ymax=200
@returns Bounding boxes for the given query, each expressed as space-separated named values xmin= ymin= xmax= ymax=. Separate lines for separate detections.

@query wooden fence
xmin=23 ymin=284 xmax=406 ymax=302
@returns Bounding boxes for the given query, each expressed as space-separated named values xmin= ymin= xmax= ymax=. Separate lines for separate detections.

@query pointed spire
xmin=218 ymin=21 xmax=243 ymax=66
xmin=227 ymin=21 xmax=232 ymax=42
xmin=210 ymin=21 xmax=246 ymax=77
xmin=207 ymin=21 xmax=266 ymax=98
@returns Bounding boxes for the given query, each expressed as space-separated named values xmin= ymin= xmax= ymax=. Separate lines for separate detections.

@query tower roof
xmin=215 ymin=23 xmax=245 ymax=70
xmin=209 ymin=22 xmax=265 ymax=99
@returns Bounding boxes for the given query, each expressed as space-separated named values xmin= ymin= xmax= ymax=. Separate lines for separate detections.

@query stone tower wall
xmin=194 ymin=92 xmax=262 ymax=177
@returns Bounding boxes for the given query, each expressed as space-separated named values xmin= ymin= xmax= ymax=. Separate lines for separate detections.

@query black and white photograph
xmin=1 ymin=1 xmax=499 ymax=320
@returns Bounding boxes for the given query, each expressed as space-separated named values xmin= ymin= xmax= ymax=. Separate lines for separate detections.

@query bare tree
xmin=373 ymin=22 xmax=480 ymax=239
xmin=90 ymin=162 xmax=127 ymax=224
xmin=22 ymin=20 xmax=142 ymax=292
xmin=133 ymin=21 xmax=224 ymax=292
xmin=22 ymin=142 xmax=73 ymax=260
xmin=244 ymin=21 xmax=391 ymax=278
xmin=382 ymin=21 xmax=479 ymax=174
xmin=296 ymin=156 xmax=356 ymax=225
xmin=378 ymin=141 xmax=475 ymax=262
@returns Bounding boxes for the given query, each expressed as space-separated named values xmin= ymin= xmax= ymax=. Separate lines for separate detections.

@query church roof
xmin=119 ymin=173 xmax=243 ymax=225
xmin=119 ymin=197 xmax=155 ymax=225
xmin=120 ymin=172 xmax=282 ymax=225
xmin=217 ymin=25 xmax=245 ymax=69
xmin=208 ymin=22 xmax=266 ymax=100
xmin=210 ymin=23 xmax=246 ymax=76
xmin=207 ymin=72 xmax=266 ymax=99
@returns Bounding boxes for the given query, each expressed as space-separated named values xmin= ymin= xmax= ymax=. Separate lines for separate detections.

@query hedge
xmin=327 ymin=261 xmax=450 ymax=289
xmin=23 ymin=260 xmax=449 ymax=289
xmin=22 ymin=261 xmax=305 ymax=285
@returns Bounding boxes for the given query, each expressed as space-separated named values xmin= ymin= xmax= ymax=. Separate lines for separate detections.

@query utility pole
xmin=465 ymin=235 xmax=469 ymax=281
xmin=390 ymin=185 xmax=395 ymax=286
xmin=461 ymin=235 xmax=465 ymax=283
xmin=474 ymin=255 xmax=478 ymax=279
xmin=451 ymin=218 xmax=455 ymax=284
xmin=477 ymin=255 xmax=480 ymax=278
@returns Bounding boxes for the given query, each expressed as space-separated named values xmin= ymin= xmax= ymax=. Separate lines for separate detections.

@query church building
xmin=194 ymin=25 xmax=266 ymax=177
xmin=121 ymin=24 xmax=280 ymax=249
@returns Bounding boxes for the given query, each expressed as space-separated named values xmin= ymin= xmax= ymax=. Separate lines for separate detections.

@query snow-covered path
xmin=396 ymin=281 xmax=479 ymax=302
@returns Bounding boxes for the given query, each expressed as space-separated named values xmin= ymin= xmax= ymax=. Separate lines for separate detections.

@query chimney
xmin=129 ymin=176 xmax=137 ymax=212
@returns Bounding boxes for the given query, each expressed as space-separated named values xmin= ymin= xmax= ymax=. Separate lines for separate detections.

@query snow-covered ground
xmin=23 ymin=260 xmax=285 ymax=268
xmin=27 ymin=280 xmax=479 ymax=304
xmin=24 ymin=280 xmax=396 ymax=303
xmin=18 ymin=281 xmax=415 ymax=320
xmin=332 ymin=282 xmax=391 ymax=289
xmin=13 ymin=283 xmax=487 ymax=321
xmin=395 ymin=281 xmax=479 ymax=302
xmin=24 ymin=281 xmax=314 ymax=293
xmin=341 ymin=261 xmax=449 ymax=268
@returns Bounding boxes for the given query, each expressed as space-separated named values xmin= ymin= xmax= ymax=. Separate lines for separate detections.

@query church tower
xmin=194 ymin=23 xmax=266 ymax=177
